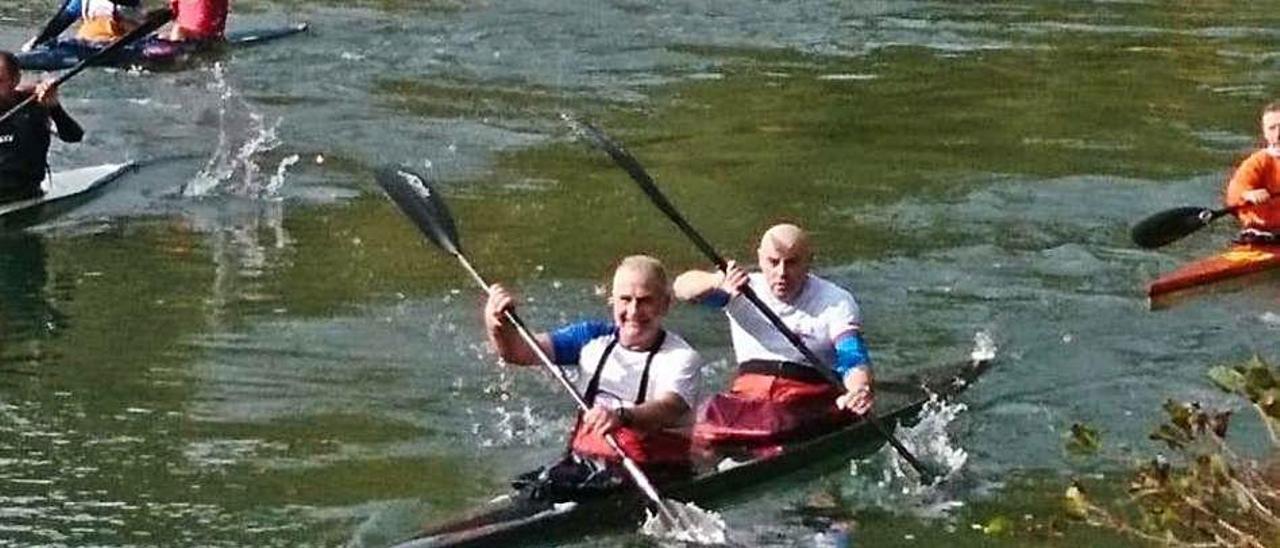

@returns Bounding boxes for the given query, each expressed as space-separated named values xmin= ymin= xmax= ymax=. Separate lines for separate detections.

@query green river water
xmin=1 ymin=1 xmax=1279 ymax=546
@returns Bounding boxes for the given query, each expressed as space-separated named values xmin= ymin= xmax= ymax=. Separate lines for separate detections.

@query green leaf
xmin=1163 ymin=400 xmax=1194 ymax=432
xmin=1208 ymin=365 xmax=1247 ymax=394
xmin=983 ymin=515 xmax=1013 ymax=536
xmin=1067 ymin=423 xmax=1101 ymax=455
xmin=1064 ymin=483 xmax=1089 ymax=519
xmin=1243 ymin=360 xmax=1276 ymax=397
xmin=1150 ymin=424 xmax=1187 ymax=450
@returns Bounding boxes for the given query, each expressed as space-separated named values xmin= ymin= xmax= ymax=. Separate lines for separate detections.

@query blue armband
xmin=697 ymin=289 xmax=730 ymax=309
xmin=834 ymin=332 xmax=870 ymax=379
xmin=549 ymin=320 xmax=614 ymax=365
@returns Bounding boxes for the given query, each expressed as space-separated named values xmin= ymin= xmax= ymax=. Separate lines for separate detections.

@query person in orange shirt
xmin=76 ymin=0 xmax=144 ymax=42
xmin=1225 ymin=102 xmax=1280 ymax=242
xmin=22 ymin=0 xmax=143 ymax=50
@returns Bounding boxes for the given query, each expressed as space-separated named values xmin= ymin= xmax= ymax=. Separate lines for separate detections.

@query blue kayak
xmin=15 ymin=23 xmax=309 ymax=71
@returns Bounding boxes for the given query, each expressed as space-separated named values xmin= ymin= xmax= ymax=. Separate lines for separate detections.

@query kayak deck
xmin=16 ymin=23 xmax=309 ymax=71
xmin=1147 ymin=244 xmax=1280 ymax=301
xmin=394 ymin=357 xmax=992 ymax=548
xmin=0 ymin=163 xmax=136 ymax=230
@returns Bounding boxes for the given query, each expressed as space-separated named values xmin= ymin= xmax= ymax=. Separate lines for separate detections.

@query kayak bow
xmin=1147 ymin=243 xmax=1280 ymax=302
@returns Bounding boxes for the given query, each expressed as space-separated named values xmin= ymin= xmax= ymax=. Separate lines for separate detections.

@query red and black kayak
xmin=1147 ymin=244 xmax=1280 ymax=301
xmin=391 ymin=356 xmax=993 ymax=548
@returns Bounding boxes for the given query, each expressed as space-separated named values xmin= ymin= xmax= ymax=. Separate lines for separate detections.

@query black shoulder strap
xmin=582 ymin=337 xmax=618 ymax=407
xmin=561 ymin=335 xmax=618 ymax=457
xmin=633 ymin=330 xmax=666 ymax=405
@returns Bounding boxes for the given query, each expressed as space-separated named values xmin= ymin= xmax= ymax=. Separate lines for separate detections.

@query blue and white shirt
xmin=549 ymin=321 xmax=702 ymax=421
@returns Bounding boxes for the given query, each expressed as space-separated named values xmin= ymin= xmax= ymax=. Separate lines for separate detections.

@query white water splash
xmin=888 ymin=397 xmax=970 ymax=493
xmin=840 ymin=395 xmax=974 ymax=519
xmin=479 ymin=402 xmax=539 ymax=447
xmin=265 ymin=154 xmax=300 ymax=198
xmin=1260 ymin=311 xmax=1280 ymax=329
xmin=184 ymin=63 xmax=285 ymax=198
xmin=970 ymin=330 xmax=997 ymax=362
xmin=811 ymin=523 xmax=854 ymax=548
xmin=640 ymin=501 xmax=727 ymax=545
xmin=845 ymin=329 xmax=992 ymax=501
xmin=474 ymin=396 xmax=560 ymax=448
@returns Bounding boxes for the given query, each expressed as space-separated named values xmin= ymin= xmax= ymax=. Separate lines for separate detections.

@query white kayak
xmin=0 ymin=163 xmax=136 ymax=230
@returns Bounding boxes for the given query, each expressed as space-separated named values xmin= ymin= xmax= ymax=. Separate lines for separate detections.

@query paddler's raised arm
xmin=483 ymin=284 xmax=554 ymax=366
xmin=673 ymin=260 xmax=748 ymax=306
xmin=34 ymin=82 xmax=83 ymax=143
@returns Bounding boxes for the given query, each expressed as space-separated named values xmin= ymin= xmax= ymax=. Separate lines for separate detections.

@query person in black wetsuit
xmin=0 ymin=51 xmax=84 ymax=203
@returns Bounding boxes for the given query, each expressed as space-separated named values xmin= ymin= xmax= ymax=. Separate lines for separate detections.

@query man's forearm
xmin=49 ymin=105 xmax=83 ymax=143
xmin=627 ymin=396 xmax=689 ymax=431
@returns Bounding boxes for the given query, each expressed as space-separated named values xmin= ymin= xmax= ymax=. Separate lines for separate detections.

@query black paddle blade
xmin=562 ymin=115 xmax=656 ymax=189
xmin=563 ymin=114 xmax=729 ymax=268
xmin=374 ymin=166 xmax=462 ymax=255
xmin=563 ymin=115 xmax=655 ymax=190
xmin=1131 ymin=206 xmax=1218 ymax=249
xmin=563 ymin=114 xmax=615 ymax=153
xmin=28 ymin=0 xmax=80 ymax=50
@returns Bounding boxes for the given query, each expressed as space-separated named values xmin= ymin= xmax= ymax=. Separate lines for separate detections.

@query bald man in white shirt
xmin=674 ymin=224 xmax=872 ymax=451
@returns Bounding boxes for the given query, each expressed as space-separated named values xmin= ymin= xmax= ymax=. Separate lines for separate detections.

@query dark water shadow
xmin=0 ymin=230 xmax=59 ymax=380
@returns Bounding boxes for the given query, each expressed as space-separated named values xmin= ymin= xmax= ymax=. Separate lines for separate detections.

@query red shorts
xmin=693 ymin=373 xmax=849 ymax=451
xmin=570 ymin=425 xmax=691 ymax=466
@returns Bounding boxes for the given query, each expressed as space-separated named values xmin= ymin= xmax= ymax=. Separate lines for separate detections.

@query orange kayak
xmin=1148 ymin=244 xmax=1280 ymax=299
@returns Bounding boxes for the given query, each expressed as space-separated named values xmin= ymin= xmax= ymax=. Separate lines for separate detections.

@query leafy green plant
xmin=1065 ymin=356 xmax=1280 ymax=548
